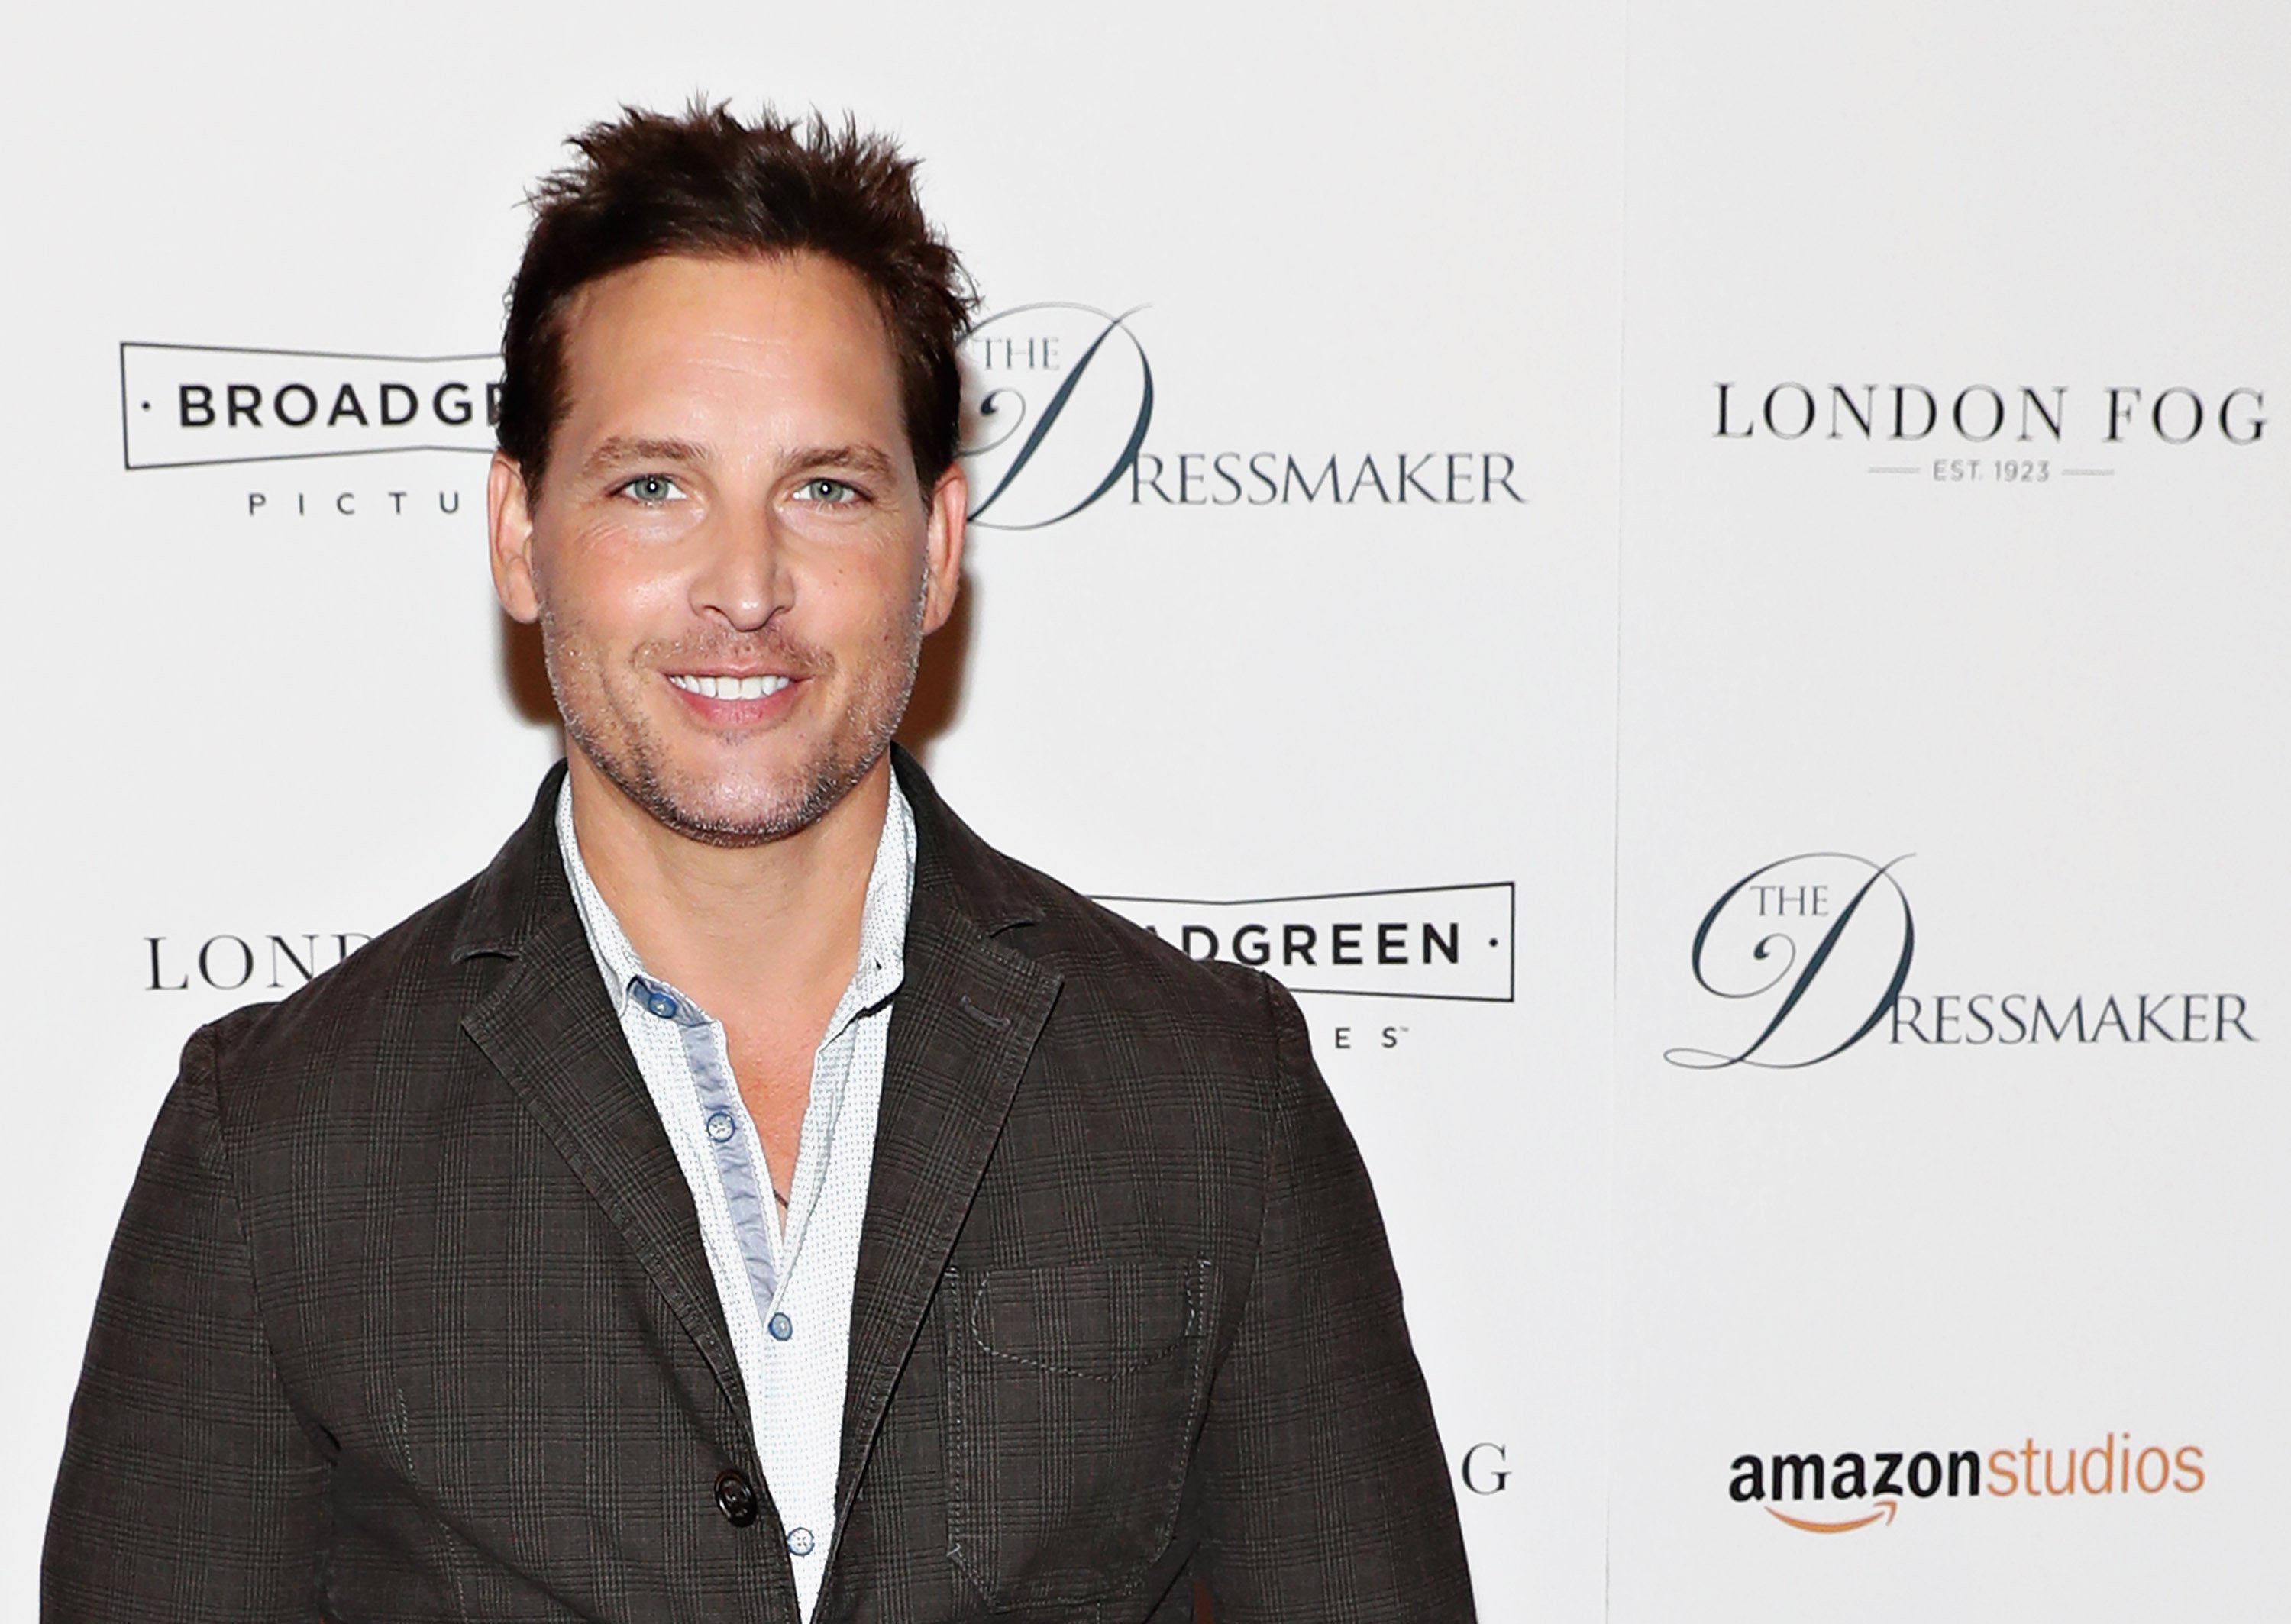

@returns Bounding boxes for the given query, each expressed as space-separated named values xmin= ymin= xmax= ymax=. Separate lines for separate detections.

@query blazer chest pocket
xmin=945 ymin=1258 xmax=1215 ymax=1610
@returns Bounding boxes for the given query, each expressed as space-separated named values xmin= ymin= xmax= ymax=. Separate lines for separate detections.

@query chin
xmin=647 ymin=785 xmax=817 ymax=846
xmin=645 ymin=752 xmax=874 ymax=847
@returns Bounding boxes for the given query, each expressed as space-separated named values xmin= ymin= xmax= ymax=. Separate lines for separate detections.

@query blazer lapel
xmin=833 ymin=757 xmax=1062 ymax=1526
xmin=454 ymin=772 xmax=747 ymax=1426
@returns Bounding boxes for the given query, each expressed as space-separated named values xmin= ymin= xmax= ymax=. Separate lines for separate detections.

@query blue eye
xmin=619 ymin=473 xmax=683 ymax=504
xmin=800 ymin=477 xmax=859 ymax=504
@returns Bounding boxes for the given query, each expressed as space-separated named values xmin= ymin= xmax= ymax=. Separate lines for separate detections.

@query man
xmin=45 ymin=105 xmax=1474 ymax=1623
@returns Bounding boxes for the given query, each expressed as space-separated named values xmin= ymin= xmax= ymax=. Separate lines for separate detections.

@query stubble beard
xmin=544 ymin=586 xmax=926 ymax=848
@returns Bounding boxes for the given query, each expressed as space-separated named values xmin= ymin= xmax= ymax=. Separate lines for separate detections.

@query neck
xmin=567 ymin=751 xmax=893 ymax=1017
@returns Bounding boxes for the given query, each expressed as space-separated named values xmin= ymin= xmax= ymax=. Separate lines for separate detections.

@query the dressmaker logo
xmin=961 ymin=304 xmax=1154 ymax=530
xmin=1665 ymin=852 xmax=2255 ymax=1069
xmin=121 ymin=343 xmax=502 ymax=469
xmin=1093 ymin=884 xmax=1514 ymax=1002
xmin=1709 ymin=379 xmax=2265 ymax=483
xmin=959 ymin=302 xmax=1527 ymax=529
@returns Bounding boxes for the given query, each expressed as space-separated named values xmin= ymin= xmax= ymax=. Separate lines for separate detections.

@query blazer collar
xmin=448 ymin=759 xmax=571 ymax=966
xmin=890 ymin=744 xmax=1047 ymax=941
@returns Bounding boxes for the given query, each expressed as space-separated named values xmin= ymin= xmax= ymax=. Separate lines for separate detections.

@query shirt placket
xmin=632 ymin=978 xmax=784 ymax=1319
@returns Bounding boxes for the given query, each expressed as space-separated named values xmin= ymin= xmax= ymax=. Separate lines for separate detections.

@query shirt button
xmin=645 ymin=991 xmax=680 ymax=1020
xmin=786 ymin=1526 xmax=816 ymax=1557
xmin=706 ymin=1111 xmax=735 ymax=1143
xmin=768 ymin=1311 xmax=793 ymax=1341
xmin=713 ymin=1468 xmax=758 ymax=1527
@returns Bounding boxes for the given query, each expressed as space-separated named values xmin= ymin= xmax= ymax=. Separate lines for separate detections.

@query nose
xmin=689 ymin=505 xmax=790 ymax=634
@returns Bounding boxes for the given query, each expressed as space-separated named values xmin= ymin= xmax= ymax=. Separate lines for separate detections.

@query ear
xmin=919 ymin=461 xmax=968 ymax=635
xmin=488 ymin=452 xmax=542 ymax=624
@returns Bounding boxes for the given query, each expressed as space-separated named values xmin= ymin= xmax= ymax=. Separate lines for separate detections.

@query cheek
xmin=797 ymin=538 xmax=923 ymax=641
xmin=540 ymin=531 xmax=692 ymax=637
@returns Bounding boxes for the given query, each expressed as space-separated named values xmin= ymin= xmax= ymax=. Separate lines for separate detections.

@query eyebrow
xmin=784 ymin=444 xmax=900 ymax=483
xmin=580 ymin=435 xmax=713 ymax=479
xmin=576 ymin=437 xmax=903 ymax=485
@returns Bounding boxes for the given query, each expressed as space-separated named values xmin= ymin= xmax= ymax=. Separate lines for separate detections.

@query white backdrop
xmin=5 ymin=2 xmax=2283 ymax=1619
xmin=1610 ymin=4 xmax=2291 ymax=1619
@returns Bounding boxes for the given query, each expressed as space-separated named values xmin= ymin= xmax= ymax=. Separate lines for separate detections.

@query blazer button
xmin=714 ymin=1468 xmax=759 ymax=1527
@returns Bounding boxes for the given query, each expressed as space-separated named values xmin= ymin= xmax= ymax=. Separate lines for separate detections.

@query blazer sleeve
xmin=44 ymin=1024 xmax=333 ymax=1622
xmin=1190 ymin=977 xmax=1478 ymax=1621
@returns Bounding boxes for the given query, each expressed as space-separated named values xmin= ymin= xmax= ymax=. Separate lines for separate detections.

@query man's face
xmin=488 ymin=251 xmax=964 ymax=845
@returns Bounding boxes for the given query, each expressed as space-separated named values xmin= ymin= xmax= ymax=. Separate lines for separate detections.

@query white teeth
xmin=669 ymin=673 xmax=793 ymax=700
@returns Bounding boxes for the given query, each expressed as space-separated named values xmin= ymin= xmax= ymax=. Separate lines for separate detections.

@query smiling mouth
xmin=667 ymin=673 xmax=794 ymax=700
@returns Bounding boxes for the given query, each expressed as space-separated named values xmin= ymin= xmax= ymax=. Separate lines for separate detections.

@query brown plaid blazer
xmin=45 ymin=751 xmax=1475 ymax=1622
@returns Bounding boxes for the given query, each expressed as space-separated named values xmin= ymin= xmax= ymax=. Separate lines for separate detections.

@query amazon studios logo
xmin=960 ymin=303 xmax=1527 ymax=529
xmin=121 ymin=344 xmax=501 ymax=469
xmin=1666 ymin=852 xmax=2254 ymax=1069
xmin=1731 ymin=1429 xmax=2205 ymax=1536
xmin=1094 ymin=884 xmax=1514 ymax=1002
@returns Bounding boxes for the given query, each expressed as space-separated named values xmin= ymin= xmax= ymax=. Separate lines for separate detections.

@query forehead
xmin=553 ymin=250 xmax=902 ymax=436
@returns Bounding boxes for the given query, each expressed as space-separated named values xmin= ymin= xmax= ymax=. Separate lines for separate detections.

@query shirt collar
xmin=554 ymin=768 xmax=916 ymax=1027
